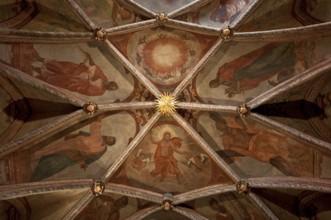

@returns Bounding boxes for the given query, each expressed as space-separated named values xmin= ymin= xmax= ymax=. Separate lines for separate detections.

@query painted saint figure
xmin=209 ymin=198 xmax=233 ymax=220
xmin=31 ymin=116 xmax=116 ymax=181
xmin=77 ymin=195 xmax=128 ymax=220
xmin=150 ymin=132 xmax=183 ymax=184
xmin=19 ymin=44 xmax=118 ymax=96
xmin=210 ymin=0 xmax=250 ymax=23
xmin=210 ymin=113 xmax=311 ymax=176
xmin=209 ymin=43 xmax=295 ymax=97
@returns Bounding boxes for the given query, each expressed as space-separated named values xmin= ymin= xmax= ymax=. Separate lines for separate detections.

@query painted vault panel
xmin=195 ymin=40 xmax=316 ymax=105
xmin=20 ymin=0 xmax=88 ymax=32
xmin=75 ymin=0 xmax=143 ymax=28
xmin=9 ymin=42 xmax=135 ymax=103
xmin=133 ymin=0 xmax=196 ymax=14
xmin=175 ymin=0 xmax=254 ymax=28
xmin=193 ymin=192 xmax=266 ymax=220
xmin=110 ymin=117 xmax=233 ymax=194
xmin=109 ymin=27 xmax=217 ymax=91
xmin=197 ymin=111 xmax=331 ymax=179
xmin=3 ymin=112 xmax=137 ymax=184
xmin=75 ymin=192 xmax=153 ymax=220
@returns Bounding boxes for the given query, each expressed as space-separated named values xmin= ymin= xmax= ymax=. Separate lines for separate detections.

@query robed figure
xmin=150 ymin=132 xmax=183 ymax=184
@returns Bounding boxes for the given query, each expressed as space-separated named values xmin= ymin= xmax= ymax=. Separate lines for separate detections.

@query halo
xmin=150 ymin=125 xmax=176 ymax=142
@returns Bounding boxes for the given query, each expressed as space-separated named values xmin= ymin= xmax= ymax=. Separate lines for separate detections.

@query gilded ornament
xmin=84 ymin=102 xmax=98 ymax=115
xmin=91 ymin=181 xmax=105 ymax=196
xmin=94 ymin=27 xmax=107 ymax=41
xmin=220 ymin=26 xmax=233 ymax=40
xmin=156 ymin=12 xmax=168 ymax=25
xmin=162 ymin=200 xmax=173 ymax=211
xmin=237 ymin=104 xmax=250 ymax=117
xmin=155 ymin=93 xmax=177 ymax=116
xmin=236 ymin=180 xmax=249 ymax=194
xmin=162 ymin=193 xmax=174 ymax=211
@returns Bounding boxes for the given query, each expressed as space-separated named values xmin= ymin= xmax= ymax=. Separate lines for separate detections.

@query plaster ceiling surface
xmin=0 ymin=0 xmax=331 ymax=219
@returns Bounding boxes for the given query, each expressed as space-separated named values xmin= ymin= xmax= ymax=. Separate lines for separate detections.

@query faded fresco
xmin=111 ymin=119 xmax=232 ymax=193
xmin=257 ymin=72 xmax=331 ymax=179
xmin=0 ymin=0 xmax=330 ymax=219
xmin=238 ymin=0 xmax=302 ymax=31
xmin=257 ymin=73 xmax=331 ymax=142
xmin=0 ymin=76 xmax=30 ymax=145
xmin=196 ymin=112 xmax=319 ymax=178
xmin=76 ymin=194 xmax=141 ymax=220
xmin=4 ymin=112 xmax=137 ymax=184
xmin=110 ymin=28 xmax=217 ymax=90
xmin=239 ymin=0 xmax=330 ymax=32
xmin=0 ymin=0 xmax=38 ymax=29
xmin=292 ymin=0 xmax=331 ymax=25
xmin=305 ymin=0 xmax=331 ymax=22
xmin=144 ymin=210 xmax=191 ymax=220
xmin=255 ymin=188 xmax=331 ymax=220
xmin=0 ymin=74 xmax=80 ymax=144
xmin=193 ymin=192 xmax=265 ymax=219
xmin=20 ymin=1 xmax=87 ymax=32
xmin=133 ymin=0 xmax=194 ymax=14
xmin=177 ymin=0 xmax=253 ymax=28
xmin=0 ymin=84 xmax=14 ymax=138
xmin=76 ymin=0 xmax=142 ymax=27
xmin=27 ymin=189 xmax=86 ymax=220
xmin=195 ymin=41 xmax=312 ymax=105
xmin=10 ymin=43 xmax=134 ymax=103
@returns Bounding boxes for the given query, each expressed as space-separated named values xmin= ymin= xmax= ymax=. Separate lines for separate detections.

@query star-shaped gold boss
xmin=155 ymin=93 xmax=177 ymax=116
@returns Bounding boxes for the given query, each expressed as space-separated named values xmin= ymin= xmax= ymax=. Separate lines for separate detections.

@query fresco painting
xmin=133 ymin=0 xmax=194 ymax=14
xmin=196 ymin=112 xmax=318 ymax=178
xmin=318 ymin=80 xmax=331 ymax=138
xmin=21 ymin=1 xmax=86 ymax=32
xmin=144 ymin=210 xmax=191 ymax=220
xmin=12 ymin=43 xmax=134 ymax=103
xmin=0 ymin=85 xmax=14 ymax=138
xmin=254 ymin=72 xmax=331 ymax=179
xmin=0 ymin=0 xmax=330 ymax=219
xmin=307 ymin=0 xmax=331 ymax=21
xmin=27 ymin=189 xmax=86 ymax=220
xmin=254 ymin=78 xmax=324 ymax=140
xmin=76 ymin=0 xmax=142 ymax=27
xmin=238 ymin=1 xmax=301 ymax=32
xmin=127 ymin=29 xmax=203 ymax=88
xmin=109 ymin=28 xmax=216 ymax=90
xmin=259 ymin=72 xmax=331 ymax=143
xmin=255 ymin=189 xmax=331 ymax=220
xmin=111 ymin=120 xmax=233 ymax=193
xmin=177 ymin=0 xmax=253 ymax=28
xmin=5 ymin=112 xmax=137 ymax=183
xmin=292 ymin=0 xmax=331 ymax=24
xmin=193 ymin=192 xmax=265 ymax=219
xmin=76 ymin=195 xmax=157 ymax=219
xmin=76 ymin=194 xmax=140 ymax=220
xmin=30 ymin=115 xmax=116 ymax=181
xmin=239 ymin=0 xmax=329 ymax=32
xmin=195 ymin=41 xmax=312 ymax=105
xmin=0 ymin=75 xmax=32 ymax=145
xmin=0 ymin=191 xmax=85 ymax=220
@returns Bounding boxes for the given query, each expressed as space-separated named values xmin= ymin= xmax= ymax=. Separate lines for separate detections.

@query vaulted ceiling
xmin=0 ymin=0 xmax=331 ymax=219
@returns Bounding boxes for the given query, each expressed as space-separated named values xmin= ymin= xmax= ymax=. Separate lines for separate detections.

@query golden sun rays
xmin=155 ymin=93 xmax=178 ymax=116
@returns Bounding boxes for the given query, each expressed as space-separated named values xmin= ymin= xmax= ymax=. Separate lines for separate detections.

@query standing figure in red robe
xmin=19 ymin=44 xmax=118 ymax=96
xmin=150 ymin=132 xmax=183 ymax=184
